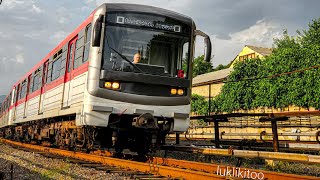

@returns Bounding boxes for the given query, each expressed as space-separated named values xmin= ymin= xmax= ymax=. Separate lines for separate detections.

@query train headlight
xmin=112 ymin=82 xmax=120 ymax=89
xmin=170 ymin=88 xmax=177 ymax=95
xmin=105 ymin=82 xmax=112 ymax=88
xmin=177 ymin=89 xmax=184 ymax=95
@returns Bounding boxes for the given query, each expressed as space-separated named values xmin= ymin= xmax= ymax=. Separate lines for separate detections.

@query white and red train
xmin=0 ymin=3 xmax=211 ymax=154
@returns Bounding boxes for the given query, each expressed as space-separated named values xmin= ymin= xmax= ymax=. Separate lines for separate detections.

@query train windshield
xmin=102 ymin=13 xmax=191 ymax=78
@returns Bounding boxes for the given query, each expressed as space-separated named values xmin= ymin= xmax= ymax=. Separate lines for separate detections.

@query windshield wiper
xmin=106 ymin=38 xmax=144 ymax=73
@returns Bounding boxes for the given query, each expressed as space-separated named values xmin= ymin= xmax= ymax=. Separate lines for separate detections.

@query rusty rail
xmin=162 ymin=145 xmax=320 ymax=164
xmin=1 ymin=139 xmax=319 ymax=180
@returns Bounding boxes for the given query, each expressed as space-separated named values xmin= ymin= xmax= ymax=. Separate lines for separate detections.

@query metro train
xmin=0 ymin=3 xmax=211 ymax=155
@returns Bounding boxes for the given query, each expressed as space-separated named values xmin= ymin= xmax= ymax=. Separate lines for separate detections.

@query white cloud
xmin=230 ymin=18 xmax=282 ymax=45
xmin=95 ymin=0 xmax=192 ymax=12
xmin=24 ymin=32 xmax=41 ymax=39
xmin=15 ymin=53 xmax=25 ymax=63
xmin=50 ymin=31 xmax=67 ymax=43
xmin=0 ymin=31 xmax=10 ymax=38
xmin=31 ymin=4 xmax=43 ymax=14
xmin=211 ymin=19 xmax=282 ymax=66
xmin=0 ymin=53 xmax=24 ymax=64
xmin=15 ymin=45 xmax=23 ymax=51
xmin=58 ymin=17 xmax=68 ymax=24
xmin=1 ymin=0 xmax=24 ymax=10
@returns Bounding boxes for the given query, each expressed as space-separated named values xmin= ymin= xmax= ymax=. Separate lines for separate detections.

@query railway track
xmin=167 ymin=137 xmax=320 ymax=153
xmin=1 ymin=138 xmax=319 ymax=180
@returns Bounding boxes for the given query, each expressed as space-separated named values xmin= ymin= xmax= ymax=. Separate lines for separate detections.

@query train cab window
xmin=19 ymin=80 xmax=27 ymax=99
xmin=51 ymin=50 xmax=63 ymax=81
xmin=83 ymin=24 xmax=91 ymax=63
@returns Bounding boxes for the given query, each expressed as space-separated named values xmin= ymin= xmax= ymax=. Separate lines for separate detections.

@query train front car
xmin=80 ymin=4 xmax=211 ymax=154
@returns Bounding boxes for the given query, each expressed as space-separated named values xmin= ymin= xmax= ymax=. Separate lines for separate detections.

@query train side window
xmin=26 ymin=74 xmax=31 ymax=96
xmin=5 ymin=99 xmax=8 ymax=111
xmin=68 ymin=43 xmax=74 ymax=72
xmin=3 ymin=99 xmax=6 ymax=111
xmin=19 ymin=80 xmax=27 ymax=99
xmin=31 ymin=68 xmax=41 ymax=92
xmin=8 ymin=92 xmax=12 ymax=107
xmin=43 ymin=60 xmax=49 ymax=85
xmin=83 ymin=24 xmax=92 ymax=63
xmin=2 ymin=100 xmax=4 ymax=112
xmin=5 ymin=99 xmax=8 ymax=110
xmin=51 ymin=50 xmax=63 ymax=81
xmin=14 ymin=85 xmax=19 ymax=104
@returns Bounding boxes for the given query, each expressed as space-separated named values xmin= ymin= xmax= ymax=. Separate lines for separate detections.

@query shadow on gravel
xmin=0 ymin=154 xmax=86 ymax=180
xmin=0 ymin=157 xmax=54 ymax=180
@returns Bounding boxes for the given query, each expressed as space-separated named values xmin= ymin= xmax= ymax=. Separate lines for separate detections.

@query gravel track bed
xmin=0 ymin=143 xmax=129 ymax=180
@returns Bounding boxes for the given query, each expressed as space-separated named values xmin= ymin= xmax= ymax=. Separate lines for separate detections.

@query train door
xmin=23 ymin=75 xmax=31 ymax=117
xmin=39 ymin=60 xmax=48 ymax=114
xmin=62 ymin=36 xmax=77 ymax=108
xmin=13 ymin=85 xmax=19 ymax=120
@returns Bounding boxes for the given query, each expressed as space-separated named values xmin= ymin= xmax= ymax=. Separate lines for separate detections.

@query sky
xmin=0 ymin=0 xmax=320 ymax=95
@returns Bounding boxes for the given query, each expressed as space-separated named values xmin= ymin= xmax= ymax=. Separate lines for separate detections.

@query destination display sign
xmin=116 ymin=16 xmax=181 ymax=33
xmin=106 ymin=13 xmax=191 ymax=34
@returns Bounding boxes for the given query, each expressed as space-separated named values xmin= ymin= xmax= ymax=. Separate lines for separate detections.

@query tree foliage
xmin=192 ymin=55 xmax=213 ymax=77
xmin=212 ymin=62 xmax=231 ymax=72
xmin=191 ymin=94 xmax=209 ymax=115
xmin=183 ymin=55 xmax=229 ymax=78
xmin=210 ymin=18 xmax=320 ymax=112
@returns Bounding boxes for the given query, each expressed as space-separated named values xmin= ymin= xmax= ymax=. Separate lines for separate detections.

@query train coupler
xmin=132 ymin=113 xmax=158 ymax=129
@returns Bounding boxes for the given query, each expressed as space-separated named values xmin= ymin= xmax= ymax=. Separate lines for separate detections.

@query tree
xmin=191 ymin=94 xmax=209 ymax=115
xmin=212 ymin=63 xmax=231 ymax=72
xmin=192 ymin=55 xmax=213 ymax=77
xmin=211 ymin=18 xmax=320 ymax=112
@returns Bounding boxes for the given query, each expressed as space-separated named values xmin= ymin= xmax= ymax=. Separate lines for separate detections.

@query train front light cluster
xmin=105 ymin=82 xmax=120 ymax=89
xmin=170 ymin=88 xmax=184 ymax=95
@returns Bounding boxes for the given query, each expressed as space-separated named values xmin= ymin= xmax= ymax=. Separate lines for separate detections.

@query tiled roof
xmin=246 ymin=45 xmax=272 ymax=56
xmin=192 ymin=68 xmax=233 ymax=86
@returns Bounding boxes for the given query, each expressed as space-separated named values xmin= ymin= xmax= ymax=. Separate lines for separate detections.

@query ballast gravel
xmin=0 ymin=143 xmax=130 ymax=180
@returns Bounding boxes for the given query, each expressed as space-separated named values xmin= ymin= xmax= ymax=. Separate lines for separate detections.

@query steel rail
xmin=1 ymin=139 xmax=319 ymax=180
xmin=162 ymin=145 xmax=320 ymax=164
xmin=150 ymin=157 xmax=320 ymax=180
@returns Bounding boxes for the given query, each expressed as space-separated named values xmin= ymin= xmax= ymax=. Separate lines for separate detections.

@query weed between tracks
xmin=266 ymin=161 xmax=320 ymax=177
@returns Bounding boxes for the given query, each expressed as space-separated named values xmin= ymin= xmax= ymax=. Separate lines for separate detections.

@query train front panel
xmin=77 ymin=4 xmax=196 ymax=153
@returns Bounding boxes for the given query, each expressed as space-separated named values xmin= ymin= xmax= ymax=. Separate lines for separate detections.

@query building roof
xmin=246 ymin=45 xmax=272 ymax=56
xmin=192 ymin=68 xmax=233 ymax=86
